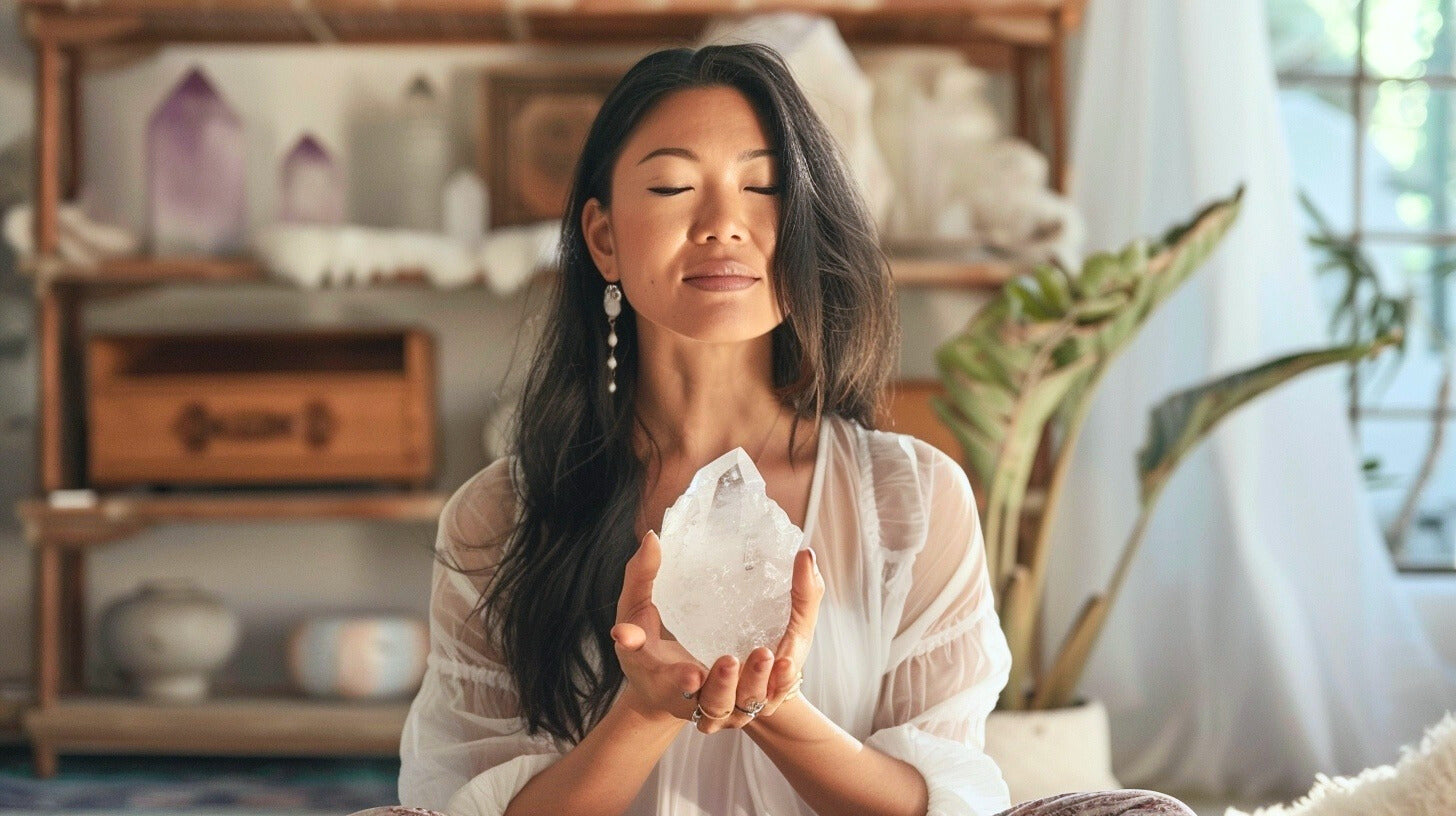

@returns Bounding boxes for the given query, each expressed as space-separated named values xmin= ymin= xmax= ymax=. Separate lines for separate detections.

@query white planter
xmin=985 ymin=699 xmax=1122 ymax=805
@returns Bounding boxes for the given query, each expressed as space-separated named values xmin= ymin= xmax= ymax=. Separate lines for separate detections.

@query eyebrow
xmin=636 ymin=147 xmax=778 ymax=165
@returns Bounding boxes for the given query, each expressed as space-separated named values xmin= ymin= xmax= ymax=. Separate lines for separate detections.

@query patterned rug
xmin=0 ymin=746 xmax=400 ymax=813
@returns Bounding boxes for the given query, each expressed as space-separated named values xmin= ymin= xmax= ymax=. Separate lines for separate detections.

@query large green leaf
xmin=1029 ymin=330 xmax=1403 ymax=709
xmin=1137 ymin=332 xmax=1402 ymax=500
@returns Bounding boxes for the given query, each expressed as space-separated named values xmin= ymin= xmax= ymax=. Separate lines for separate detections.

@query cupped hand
xmin=691 ymin=546 xmax=823 ymax=734
xmin=610 ymin=530 xmax=707 ymax=723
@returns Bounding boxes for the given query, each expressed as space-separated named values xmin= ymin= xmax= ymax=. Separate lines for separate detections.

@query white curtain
xmin=1043 ymin=0 xmax=1456 ymax=799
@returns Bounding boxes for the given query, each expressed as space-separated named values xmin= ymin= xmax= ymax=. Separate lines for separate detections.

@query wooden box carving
xmin=86 ymin=328 xmax=436 ymax=488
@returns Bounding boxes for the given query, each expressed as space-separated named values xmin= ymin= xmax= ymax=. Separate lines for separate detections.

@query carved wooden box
xmin=86 ymin=329 xmax=436 ymax=488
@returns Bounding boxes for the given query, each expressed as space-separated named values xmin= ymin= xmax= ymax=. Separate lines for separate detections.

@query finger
xmin=694 ymin=655 xmax=739 ymax=735
xmin=616 ymin=530 xmax=662 ymax=625
xmin=769 ymin=550 xmax=820 ymax=711
xmin=611 ymin=622 xmax=645 ymax=651
xmin=660 ymin=660 xmax=707 ymax=721
xmin=758 ymin=655 xmax=798 ymax=717
xmin=678 ymin=663 xmax=707 ymax=695
xmin=726 ymin=647 xmax=774 ymax=728
xmin=794 ymin=547 xmax=825 ymax=629
xmin=773 ymin=548 xmax=823 ymax=664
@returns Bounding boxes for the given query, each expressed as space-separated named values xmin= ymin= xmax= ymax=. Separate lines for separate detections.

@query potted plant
xmin=933 ymin=186 xmax=1402 ymax=801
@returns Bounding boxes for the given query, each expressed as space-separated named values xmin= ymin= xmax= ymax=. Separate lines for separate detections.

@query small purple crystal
xmin=279 ymin=134 xmax=344 ymax=225
xmin=147 ymin=67 xmax=247 ymax=255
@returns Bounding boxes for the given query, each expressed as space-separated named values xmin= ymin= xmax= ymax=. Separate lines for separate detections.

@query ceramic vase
xmin=349 ymin=75 xmax=449 ymax=231
xmin=287 ymin=615 xmax=428 ymax=700
xmin=99 ymin=579 xmax=240 ymax=702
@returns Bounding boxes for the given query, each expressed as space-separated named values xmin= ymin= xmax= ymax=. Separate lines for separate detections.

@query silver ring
xmin=692 ymin=703 xmax=731 ymax=724
xmin=734 ymin=699 xmax=766 ymax=717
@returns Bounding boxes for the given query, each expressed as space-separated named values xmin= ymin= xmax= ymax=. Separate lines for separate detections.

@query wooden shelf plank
xmin=890 ymin=255 xmax=1019 ymax=288
xmin=18 ymin=489 xmax=448 ymax=547
xmin=19 ymin=1 xmax=1086 ymax=48
xmin=34 ymin=256 xmax=461 ymax=288
xmin=24 ymin=695 xmax=408 ymax=756
xmin=47 ymin=255 xmax=268 ymax=285
xmin=30 ymin=253 xmax=1018 ymax=290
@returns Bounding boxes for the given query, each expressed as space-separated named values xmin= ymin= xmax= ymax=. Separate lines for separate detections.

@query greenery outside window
xmin=1269 ymin=0 xmax=1456 ymax=570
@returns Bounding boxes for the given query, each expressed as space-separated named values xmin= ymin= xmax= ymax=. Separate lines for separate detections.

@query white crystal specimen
xmin=652 ymin=448 xmax=805 ymax=667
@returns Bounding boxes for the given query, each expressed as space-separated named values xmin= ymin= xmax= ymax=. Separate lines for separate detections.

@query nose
xmin=690 ymin=183 xmax=746 ymax=244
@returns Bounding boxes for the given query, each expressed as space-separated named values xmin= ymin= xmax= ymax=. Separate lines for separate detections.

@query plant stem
xmin=1105 ymin=476 xmax=1170 ymax=617
xmin=1386 ymin=357 xmax=1452 ymax=549
xmin=1022 ymin=370 xmax=1102 ymax=659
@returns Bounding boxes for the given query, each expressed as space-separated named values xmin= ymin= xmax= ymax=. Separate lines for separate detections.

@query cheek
xmin=754 ymin=208 xmax=779 ymax=252
xmin=614 ymin=215 xmax=677 ymax=282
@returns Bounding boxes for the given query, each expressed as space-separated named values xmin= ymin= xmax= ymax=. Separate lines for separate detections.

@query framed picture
xmin=478 ymin=61 xmax=632 ymax=229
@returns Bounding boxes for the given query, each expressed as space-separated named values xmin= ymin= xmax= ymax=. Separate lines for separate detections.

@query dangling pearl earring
xmin=603 ymin=283 xmax=622 ymax=395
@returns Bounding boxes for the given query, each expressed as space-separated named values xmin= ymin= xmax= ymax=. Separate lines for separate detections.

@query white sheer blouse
xmin=398 ymin=412 xmax=1013 ymax=816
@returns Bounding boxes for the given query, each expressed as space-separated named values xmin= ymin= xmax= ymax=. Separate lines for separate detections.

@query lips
xmin=683 ymin=259 xmax=760 ymax=282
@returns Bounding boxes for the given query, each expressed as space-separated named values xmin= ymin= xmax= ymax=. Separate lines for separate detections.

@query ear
xmin=582 ymin=198 xmax=619 ymax=283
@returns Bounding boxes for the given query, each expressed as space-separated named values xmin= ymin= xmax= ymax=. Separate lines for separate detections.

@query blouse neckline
xmin=799 ymin=413 xmax=833 ymax=547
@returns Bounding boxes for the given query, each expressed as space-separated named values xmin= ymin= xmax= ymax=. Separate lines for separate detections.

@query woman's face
xmin=582 ymin=85 xmax=784 ymax=344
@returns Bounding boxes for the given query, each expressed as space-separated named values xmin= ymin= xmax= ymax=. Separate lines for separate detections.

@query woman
xmin=392 ymin=43 xmax=1194 ymax=816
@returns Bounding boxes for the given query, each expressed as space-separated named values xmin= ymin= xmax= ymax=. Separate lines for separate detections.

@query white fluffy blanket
xmin=1228 ymin=710 xmax=1456 ymax=816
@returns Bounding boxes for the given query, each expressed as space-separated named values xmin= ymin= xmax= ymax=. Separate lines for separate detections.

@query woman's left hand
xmin=690 ymin=547 xmax=823 ymax=733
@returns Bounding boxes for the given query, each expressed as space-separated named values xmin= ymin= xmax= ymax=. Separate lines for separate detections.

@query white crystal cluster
xmin=652 ymin=448 xmax=805 ymax=667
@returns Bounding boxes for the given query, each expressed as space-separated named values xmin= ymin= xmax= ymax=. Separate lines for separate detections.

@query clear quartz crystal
xmin=652 ymin=447 xmax=804 ymax=666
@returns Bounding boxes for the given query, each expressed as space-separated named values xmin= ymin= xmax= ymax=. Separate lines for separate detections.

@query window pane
xmin=1346 ymin=243 xmax=1445 ymax=412
xmin=1365 ymin=0 xmax=1452 ymax=80
xmin=1358 ymin=412 xmax=1456 ymax=569
xmin=1362 ymin=79 xmax=1447 ymax=234
xmin=1268 ymin=0 xmax=1360 ymax=73
xmin=1283 ymin=84 xmax=1358 ymax=234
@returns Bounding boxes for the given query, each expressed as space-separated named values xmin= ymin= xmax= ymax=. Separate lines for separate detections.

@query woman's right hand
xmin=611 ymin=530 xmax=706 ymax=723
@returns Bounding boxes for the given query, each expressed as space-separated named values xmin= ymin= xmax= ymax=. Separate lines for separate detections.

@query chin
xmin=661 ymin=313 xmax=783 ymax=345
xmin=676 ymin=325 xmax=777 ymax=344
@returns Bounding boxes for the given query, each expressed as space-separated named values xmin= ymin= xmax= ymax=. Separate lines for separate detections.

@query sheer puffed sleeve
xmin=397 ymin=457 xmax=568 ymax=814
xmin=862 ymin=438 xmax=1013 ymax=816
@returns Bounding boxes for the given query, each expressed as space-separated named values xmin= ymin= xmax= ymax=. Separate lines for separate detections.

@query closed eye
xmin=648 ymin=186 xmax=781 ymax=196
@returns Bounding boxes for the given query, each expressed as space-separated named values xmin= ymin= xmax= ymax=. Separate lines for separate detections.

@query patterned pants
xmin=360 ymin=789 xmax=1196 ymax=816
xmin=994 ymin=789 xmax=1197 ymax=815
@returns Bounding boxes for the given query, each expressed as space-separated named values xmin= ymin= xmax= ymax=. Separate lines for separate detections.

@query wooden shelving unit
xmin=31 ymin=253 xmax=1022 ymax=290
xmin=18 ymin=489 xmax=448 ymax=546
xmin=15 ymin=0 xmax=1085 ymax=778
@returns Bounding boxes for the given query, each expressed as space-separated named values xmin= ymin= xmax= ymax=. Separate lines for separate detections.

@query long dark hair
xmin=453 ymin=42 xmax=900 ymax=744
